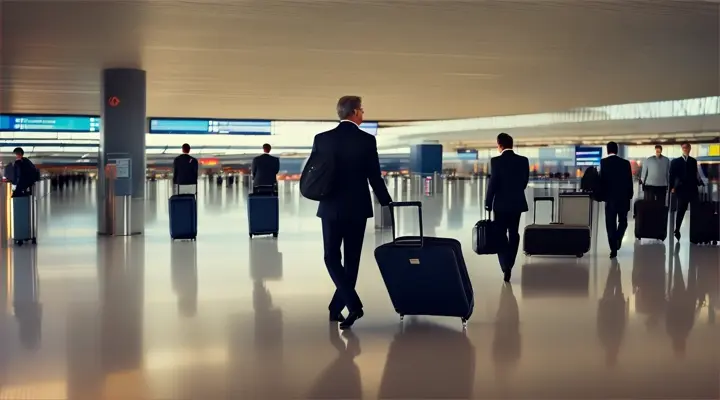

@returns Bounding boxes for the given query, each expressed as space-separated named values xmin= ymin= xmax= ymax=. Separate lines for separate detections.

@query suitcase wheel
xmin=15 ymin=240 xmax=22 ymax=246
xmin=576 ymin=254 xmax=583 ymax=258
xmin=272 ymin=232 xmax=278 ymax=238
xmin=636 ymin=237 xmax=640 ymax=241
xmin=461 ymin=318 xmax=468 ymax=329
xmin=31 ymin=238 xmax=36 ymax=245
xmin=399 ymin=315 xmax=405 ymax=322
xmin=249 ymin=234 xmax=253 ymax=239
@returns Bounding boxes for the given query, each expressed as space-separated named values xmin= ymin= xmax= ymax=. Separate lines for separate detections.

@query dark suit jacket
xmin=173 ymin=154 xmax=199 ymax=185
xmin=485 ymin=150 xmax=530 ymax=215
xmin=312 ymin=121 xmax=392 ymax=220
xmin=251 ymin=153 xmax=280 ymax=187
xmin=669 ymin=156 xmax=701 ymax=200
xmin=12 ymin=157 xmax=37 ymax=192
xmin=599 ymin=155 xmax=634 ymax=211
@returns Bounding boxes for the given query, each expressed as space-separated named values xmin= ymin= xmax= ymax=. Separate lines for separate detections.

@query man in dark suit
xmin=313 ymin=95 xmax=392 ymax=329
xmin=669 ymin=141 xmax=704 ymax=240
xmin=173 ymin=143 xmax=199 ymax=193
xmin=599 ymin=142 xmax=634 ymax=259
xmin=485 ymin=133 xmax=530 ymax=283
xmin=251 ymin=143 xmax=280 ymax=193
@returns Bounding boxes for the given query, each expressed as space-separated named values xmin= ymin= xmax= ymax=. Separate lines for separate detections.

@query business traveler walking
xmin=251 ymin=143 xmax=280 ymax=194
xmin=173 ymin=143 xmax=199 ymax=193
xmin=313 ymin=95 xmax=392 ymax=329
xmin=484 ymin=133 xmax=529 ymax=283
xmin=599 ymin=142 xmax=634 ymax=258
xmin=669 ymin=142 xmax=704 ymax=240
xmin=640 ymin=145 xmax=670 ymax=205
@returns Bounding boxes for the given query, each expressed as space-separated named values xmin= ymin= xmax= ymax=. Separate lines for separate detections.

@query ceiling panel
xmin=1 ymin=0 xmax=718 ymax=120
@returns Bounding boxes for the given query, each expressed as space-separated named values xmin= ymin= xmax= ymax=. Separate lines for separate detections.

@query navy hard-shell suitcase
xmin=248 ymin=187 xmax=279 ymax=238
xmin=634 ymin=199 xmax=668 ymax=241
xmin=472 ymin=210 xmax=502 ymax=255
xmin=169 ymin=194 xmax=197 ymax=240
xmin=374 ymin=201 xmax=474 ymax=327
xmin=690 ymin=196 xmax=719 ymax=245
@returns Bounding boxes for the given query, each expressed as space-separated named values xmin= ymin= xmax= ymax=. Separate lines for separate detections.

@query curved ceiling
xmin=1 ymin=0 xmax=718 ymax=121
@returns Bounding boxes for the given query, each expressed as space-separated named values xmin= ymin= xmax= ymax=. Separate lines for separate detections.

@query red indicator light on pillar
xmin=108 ymin=96 xmax=121 ymax=107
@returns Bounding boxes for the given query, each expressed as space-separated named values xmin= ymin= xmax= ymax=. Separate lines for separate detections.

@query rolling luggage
xmin=523 ymin=197 xmax=591 ymax=258
xmin=634 ymin=199 xmax=668 ymax=241
xmin=558 ymin=191 xmax=593 ymax=226
xmin=471 ymin=210 xmax=502 ymax=255
xmin=248 ymin=186 xmax=279 ymax=238
xmin=169 ymin=194 xmax=197 ymax=240
xmin=11 ymin=194 xmax=37 ymax=246
xmin=374 ymin=201 xmax=474 ymax=326
xmin=690 ymin=194 xmax=719 ymax=245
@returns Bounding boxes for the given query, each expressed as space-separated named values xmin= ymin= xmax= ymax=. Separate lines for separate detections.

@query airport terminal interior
xmin=1 ymin=1 xmax=719 ymax=399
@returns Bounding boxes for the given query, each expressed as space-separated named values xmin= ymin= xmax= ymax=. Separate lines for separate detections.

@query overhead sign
xmin=575 ymin=146 xmax=602 ymax=167
xmin=456 ymin=148 xmax=478 ymax=160
xmin=0 ymin=114 xmax=100 ymax=132
xmin=148 ymin=118 xmax=272 ymax=135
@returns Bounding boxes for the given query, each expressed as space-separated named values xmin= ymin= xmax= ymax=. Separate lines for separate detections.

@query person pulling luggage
xmin=11 ymin=147 xmax=40 ymax=197
xmin=173 ymin=143 xmax=199 ymax=195
xmin=251 ymin=143 xmax=280 ymax=195
xmin=598 ymin=142 xmax=634 ymax=259
xmin=639 ymin=144 xmax=670 ymax=205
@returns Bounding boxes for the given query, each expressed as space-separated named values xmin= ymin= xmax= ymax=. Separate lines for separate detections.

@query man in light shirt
xmin=640 ymin=144 xmax=670 ymax=205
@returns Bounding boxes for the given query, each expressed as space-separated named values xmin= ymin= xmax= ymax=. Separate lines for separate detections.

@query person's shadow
xmin=378 ymin=320 xmax=476 ymax=399
xmin=493 ymin=283 xmax=521 ymax=387
xmin=305 ymin=327 xmax=362 ymax=399
xmin=666 ymin=243 xmax=699 ymax=358
xmin=597 ymin=259 xmax=628 ymax=367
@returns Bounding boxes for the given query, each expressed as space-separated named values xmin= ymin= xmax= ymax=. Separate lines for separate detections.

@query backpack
xmin=300 ymin=152 xmax=336 ymax=201
xmin=580 ymin=166 xmax=601 ymax=197
xmin=24 ymin=158 xmax=41 ymax=183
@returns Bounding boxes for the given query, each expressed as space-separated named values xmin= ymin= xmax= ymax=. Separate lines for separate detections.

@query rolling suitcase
xmin=690 ymin=193 xmax=719 ymax=245
xmin=11 ymin=194 xmax=38 ymax=246
xmin=248 ymin=185 xmax=279 ymax=238
xmin=634 ymin=199 xmax=668 ymax=241
xmin=558 ymin=191 xmax=593 ymax=226
xmin=374 ymin=201 xmax=474 ymax=326
xmin=523 ymin=197 xmax=591 ymax=258
xmin=169 ymin=194 xmax=197 ymax=240
xmin=471 ymin=210 xmax=502 ymax=255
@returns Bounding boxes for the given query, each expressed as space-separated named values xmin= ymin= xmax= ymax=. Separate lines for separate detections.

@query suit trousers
xmin=605 ymin=202 xmax=629 ymax=251
xmin=643 ymin=185 xmax=667 ymax=205
xmin=493 ymin=211 xmax=522 ymax=272
xmin=321 ymin=218 xmax=366 ymax=314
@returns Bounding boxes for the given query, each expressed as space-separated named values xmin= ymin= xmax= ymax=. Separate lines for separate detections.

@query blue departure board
xmin=575 ymin=146 xmax=602 ymax=167
xmin=148 ymin=118 xmax=272 ymax=135
xmin=0 ymin=114 xmax=100 ymax=132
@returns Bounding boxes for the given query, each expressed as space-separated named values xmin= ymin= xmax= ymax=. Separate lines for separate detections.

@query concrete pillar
xmin=98 ymin=68 xmax=146 ymax=235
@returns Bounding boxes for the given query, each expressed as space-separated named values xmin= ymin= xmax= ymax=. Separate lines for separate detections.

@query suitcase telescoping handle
xmin=388 ymin=201 xmax=424 ymax=247
xmin=532 ymin=196 xmax=555 ymax=224
xmin=173 ymin=184 xmax=198 ymax=196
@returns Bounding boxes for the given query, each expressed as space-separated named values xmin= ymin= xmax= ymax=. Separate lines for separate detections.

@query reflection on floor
xmin=0 ymin=179 xmax=718 ymax=399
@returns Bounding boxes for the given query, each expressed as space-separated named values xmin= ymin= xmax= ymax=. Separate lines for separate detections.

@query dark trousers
xmin=675 ymin=196 xmax=694 ymax=232
xmin=321 ymin=218 xmax=366 ymax=314
xmin=644 ymin=185 xmax=667 ymax=205
xmin=605 ymin=202 xmax=629 ymax=251
xmin=494 ymin=211 xmax=522 ymax=272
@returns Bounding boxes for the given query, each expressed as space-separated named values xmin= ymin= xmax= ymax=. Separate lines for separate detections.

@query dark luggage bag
xmin=690 ymin=196 xmax=719 ymax=245
xmin=248 ymin=186 xmax=279 ymax=238
xmin=12 ymin=194 xmax=38 ymax=246
xmin=634 ymin=199 xmax=668 ymax=241
xmin=169 ymin=194 xmax=197 ymax=240
xmin=374 ymin=201 xmax=474 ymax=327
xmin=472 ymin=210 xmax=502 ymax=255
xmin=523 ymin=197 xmax=591 ymax=258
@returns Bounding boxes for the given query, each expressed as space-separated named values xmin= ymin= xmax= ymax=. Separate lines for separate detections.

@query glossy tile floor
xmin=1 ymin=179 xmax=718 ymax=399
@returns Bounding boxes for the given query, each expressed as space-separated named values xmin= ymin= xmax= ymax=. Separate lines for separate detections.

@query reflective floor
xmin=0 ymin=178 xmax=718 ymax=399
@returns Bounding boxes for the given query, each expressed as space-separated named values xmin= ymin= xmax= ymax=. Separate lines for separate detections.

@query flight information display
xmin=148 ymin=118 xmax=272 ymax=135
xmin=0 ymin=114 xmax=100 ymax=132
xmin=359 ymin=122 xmax=378 ymax=136
xmin=575 ymin=146 xmax=603 ymax=167
xmin=456 ymin=148 xmax=478 ymax=160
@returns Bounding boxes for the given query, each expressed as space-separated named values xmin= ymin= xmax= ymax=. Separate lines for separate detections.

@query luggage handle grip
xmin=533 ymin=196 xmax=555 ymax=224
xmin=388 ymin=201 xmax=423 ymax=247
xmin=174 ymin=184 xmax=198 ymax=196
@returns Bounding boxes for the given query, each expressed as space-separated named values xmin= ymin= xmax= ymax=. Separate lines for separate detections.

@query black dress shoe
xmin=339 ymin=310 xmax=364 ymax=330
xmin=329 ymin=312 xmax=346 ymax=323
xmin=610 ymin=250 xmax=617 ymax=259
xmin=503 ymin=271 xmax=512 ymax=283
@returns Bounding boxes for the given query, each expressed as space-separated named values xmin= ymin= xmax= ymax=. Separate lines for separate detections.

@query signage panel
xmin=575 ymin=146 xmax=602 ymax=167
xmin=0 ymin=114 xmax=100 ymax=132
xmin=456 ymin=148 xmax=478 ymax=160
xmin=148 ymin=118 xmax=272 ymax=135
xmin=359 ymin=122 xmax=379 ymax=136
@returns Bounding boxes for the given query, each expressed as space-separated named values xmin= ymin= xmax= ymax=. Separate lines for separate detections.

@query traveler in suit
xmin=173 ymin=143 xmax=199 ymax=194
xmin=669 ymin=141 xmax=704 ymax=240
xmin=599 ymin=142 xmax=634 ymax=259
xmin=251 ymin=143 xmax=280 ymax=194
xmin=313 ymin=95 xmax=392 ymax=329
xmin=485 ymin=133 xmax=530 ymax=283
xmin=640 ymin=144 xmax=670 ymax=205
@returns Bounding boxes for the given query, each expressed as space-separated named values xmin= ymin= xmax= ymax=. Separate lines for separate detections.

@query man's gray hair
xmin=336 ymin=95 xmax=362 ymax=120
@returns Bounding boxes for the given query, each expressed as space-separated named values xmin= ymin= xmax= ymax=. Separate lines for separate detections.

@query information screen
xmin=0 ymin=115 xmax=100 ymax=132
xmin=456 ymin=148 xmax=478 ymax=160
xmin=575 ymin=146 xmax=602 ymax=167
xmin=148 ymin=118 xmax=272 ymax=135
xmin=359 ymin=122 xmax=379 ymax=136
